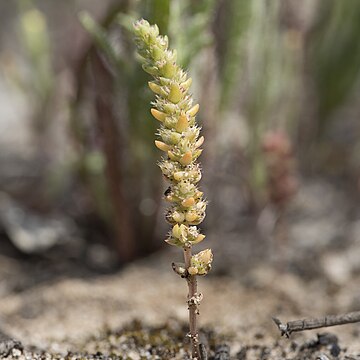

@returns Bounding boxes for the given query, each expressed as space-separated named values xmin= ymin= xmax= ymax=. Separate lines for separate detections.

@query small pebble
xmin=317 ymin=354 xmax=330 ymax=360
xmin=318 ymin=333 xmax=338 ymax=345
xmin=331 ymin=343 xmax=341 ymax=357
xmin=236 ymin=347 xmax=247 ymax=360
xmin=214 ymin=344 xmax=230 ymax=360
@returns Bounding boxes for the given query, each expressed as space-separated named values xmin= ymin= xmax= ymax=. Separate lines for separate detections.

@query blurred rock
xmin=321 ymin=253 xmax=352 ymax=286
xmin=0 ymin=331 xmax=22 ymax=357
xmin=290 ymin=180 xmax=347 ymax=249
xmin=0 ymin=192 xmax=77 ymax=254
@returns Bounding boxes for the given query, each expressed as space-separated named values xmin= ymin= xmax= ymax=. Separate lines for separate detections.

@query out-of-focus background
xmin=0 ymin=0 xmax=360 ymax=358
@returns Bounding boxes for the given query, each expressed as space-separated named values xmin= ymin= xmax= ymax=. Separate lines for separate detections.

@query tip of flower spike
xmin=133 ymin=19 xmax=147 ymax=29
xmin=133 ymin=19 xmax=150 ymax=36
xmin=134 ymin=19 xmax=149 ymax=27
xmin=133 ymin=19 xmax=159 ymax=39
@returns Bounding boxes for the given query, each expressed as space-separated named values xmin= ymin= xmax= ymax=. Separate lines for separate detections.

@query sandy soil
xmin=0 ymin=248 xmax=359 ymax=359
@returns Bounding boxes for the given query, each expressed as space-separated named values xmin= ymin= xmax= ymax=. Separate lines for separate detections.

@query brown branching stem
xmin=91 ymin=51 xmax=136 ymax=262
xmin=273 ymin=311 xmax=360 ymax=338
xmin=184 ymin=246 xmax=200 ymax=359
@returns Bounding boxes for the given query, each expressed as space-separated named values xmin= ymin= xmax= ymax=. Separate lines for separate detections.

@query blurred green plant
xmin=227 ymin=0 xmax=302 ymax=210
xmin=77 ymin=1 xmax=215 ymax=261
xmin=216 ymin=0 xmax=251 ymax=110
xmin=17 ymin=1 xmax=54 ymax=134
xmin=300 ymin=0 xmax=360 ymax=178
xmin=308 ymin=0 xmax=360 ymax=131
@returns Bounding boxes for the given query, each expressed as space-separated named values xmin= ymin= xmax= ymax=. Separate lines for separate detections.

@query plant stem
xmin=184 ymin=246 xmax=200 ymax=359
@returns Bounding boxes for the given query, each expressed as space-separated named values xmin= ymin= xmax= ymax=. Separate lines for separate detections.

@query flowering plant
xmin=133 ymin=19 xmax=213 ymax=359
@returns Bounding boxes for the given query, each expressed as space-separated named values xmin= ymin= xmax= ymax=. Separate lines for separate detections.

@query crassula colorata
xmin=133 ymin=19 xmax=213 ymax=359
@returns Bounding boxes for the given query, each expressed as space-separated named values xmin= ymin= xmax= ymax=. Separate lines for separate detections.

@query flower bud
xmin=168 ymin=83 xmax=182 ymax=104
xmin=165 ymin=195 xmax=175 ymax=202
xmin=192 ymin=234 xmax=205 ymax=245
xmin=150 ymin=108 xmax=166 ymax=122
xmin=198 ymin=249 xmax=212 ymax=264
xmin=155 ymin=140 xmax=171 ymax=152
xmin=188 ymin=266 xmax=198 ymax=275
xmin=172 ymin=211 xmax=185 ymax=223
xmin=191 ymin=249 xmax=213 ymax=275
xmin=175 ymin=114 xmax=189 ymax=132
xmin=193 ymin=149 xmax=203 ymax=160
xmin=172 ymin=224 xmax=181 ymax=238
xmin=160 ymin=61 xmax=176 ymax=78
xmin=185 ymin=211 xmax=197 ymax=223
xmin=165 ymin=237 xmax=182 ymax=247
xmin=173 ymin=171 xmax=184 ymax=181
xmin=181 ymin=78 xmax=192 ymax=90
xmin=163 ymin=103 xmax=177 ymax=114
xmin=178 ymin=181 xmax=190 ymax=194
xmin=188 ymin=104 xmax=199 ymax=117
xmin=180 ymin=151 xmax=192 ymax=166
xmin=181 ymin=197 xmax=195 ymax=207
xmin=142 ymin=65 xmax=158 ymax=76
xmin=133 ymin=19 xmax=149 ymax=37
xmin=148 ymin=82 xmax=165 ymax=96
xmin=170 ymin=132 xmax=181 ymax=144
xmin=151 ymin=24 xmax=159 ymax=37
xmin=168 ymin=151 xmax=178 ymax=161
xmin=151 ymin=45 xmax=164 ymax=60
xmin=195 ymin=136 xmax=204 ymax=149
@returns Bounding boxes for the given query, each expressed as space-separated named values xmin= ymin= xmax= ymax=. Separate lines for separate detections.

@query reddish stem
xmin=184 ymin=246 xmax=200 ymax=359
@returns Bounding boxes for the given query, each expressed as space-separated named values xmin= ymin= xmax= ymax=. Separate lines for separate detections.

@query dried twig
xmin=273 ymin=311 xmax=360 ymax=338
